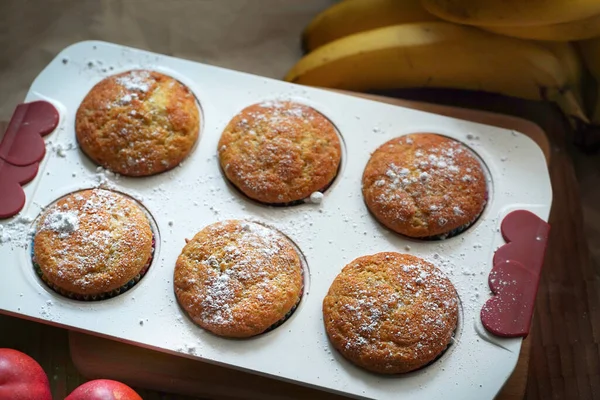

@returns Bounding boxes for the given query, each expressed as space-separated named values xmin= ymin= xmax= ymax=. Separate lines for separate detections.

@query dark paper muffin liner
xmin=423 ymin=195 xmax=488 ymax=241
xmin=262 ymin=264 xmax=305 ymax=334
xmin=425 ymin=218 xmax=478 ymax=241
xmin=31 ymin=234 xmax=155 ymax=301
xmin=263 ymin=296 xmax=302 ymax=333
xmin=222 ymin=160 xmax=342 ymax=207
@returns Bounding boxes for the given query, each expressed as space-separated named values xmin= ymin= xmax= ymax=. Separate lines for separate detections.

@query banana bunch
xmin=483 ymin=15 xmax=600 ymax=42
xmin=302 ymin=0 xmax=440 ymax=52
xmin=421 ymin=0 xmax=600 ymax=41
xmin=287 ymin=0 xmax=600 ymax=128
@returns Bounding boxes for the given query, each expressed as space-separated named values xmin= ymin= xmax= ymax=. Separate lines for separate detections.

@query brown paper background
xmin=0 ymin=0 xmax=335 ymax=121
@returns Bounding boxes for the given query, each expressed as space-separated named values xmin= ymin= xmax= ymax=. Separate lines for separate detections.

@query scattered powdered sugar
xmin=0 ymin=215 xmax=36 ymax=247
xmin=341 ymin=294 xmax=387 ymax=350
xmin=39 ymin=300 xmax=58 ymax=321
xmin=259 ymin=100 xmax=285 ymax=108
xmin=116 ymin=70 xmax=152 ymax=92
xmin=202 ymin=274 xmax=235 ymax=325
xmin=54 ymin=144 xmax=66 ymax=157
xmin=309 ymin=192 xmax=324 ymax=204
xmin=119 ymin=93 xmax=137 ymax=104
xmin=186 ymin=344 xmax=197 ymax=355
xmin=249 ymin=101 xmax=310 ymax=127
xmin=42 ymin=210 xmax=79 ymax=237
xmin=192 ymin=221 xmax=300 ymax=328
xmin=221 ymin=100 xmax=335 ymax=198
xmin=45 ymin=140 xmax=77 ymax=158
xmin=378 ymin=138 xmax=470 ymax=200
xmin=286 ymin=107 xmax=304 ymax=118
xmin=382 ymin=163 xmax=414 ymax=192
xmin=93 ymin=166 xmax=120 ymax=187
xmin=415 ymin=270 xmax=430 ymax=285
xmin=34 ymin=189 xmax=147 ymax=284
xmin=334 ymin=255 xmax=457 ymax=356
xmin=371 ymin=135 xmax=484 ymax=229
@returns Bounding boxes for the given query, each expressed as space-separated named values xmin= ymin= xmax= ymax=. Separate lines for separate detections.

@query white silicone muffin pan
xmin=0 ymin=41 xmax=552 ymax=400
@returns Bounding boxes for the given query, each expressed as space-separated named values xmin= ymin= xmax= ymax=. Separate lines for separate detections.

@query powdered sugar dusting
xmin=202 ymin=273 xmax=235 ymax=325
xmin=0 ymin=215 xmax=36 ymax=248
xmin=378 ymin=137 xmax=467 ymax=202
xmin=219 ymin=101 xmax=340 ymax=202
xmin=246 ymin=101 xmax=308 ymax=131
xmin=259 ymin=100 xmax=285 ymax=109
xmin=116 ymin=70 xmax=152 ymax=92
xmin=366 ymin=134 xmax=486 ymax=233
xmin=34 ymin=189 xmax=152 ymax=290
xmin=325 ymin=253 xmax=458 ymax=371
xmin=177 ymin=220 xmax=302 ymax=333
xmin=309 ymin=192 xmax=324 ymax=204
xmin=42 ymin=210 xmax=79 ymax=238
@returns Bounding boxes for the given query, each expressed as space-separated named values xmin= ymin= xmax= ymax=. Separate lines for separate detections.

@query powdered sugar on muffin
xmin=33 ymin=189 xmax=154 ymax=298
xmin=323 ymin=252 xmax=459 ymax=374
xmin=362 ymin=134 xmax=487 ymax=238
xmin=218 ymin=101 xmax=341 ymax=204
xmin=174 ymin=220 xmax=303 ymax=337
xmin=76 ymin=70 xmax=200 ymax=176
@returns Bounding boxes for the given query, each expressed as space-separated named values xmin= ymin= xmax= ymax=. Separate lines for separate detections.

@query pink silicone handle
xmin=0 ymin=101 xmax=58 ymax=219
xmin=481 ymin=210 xmax=550 ymax=338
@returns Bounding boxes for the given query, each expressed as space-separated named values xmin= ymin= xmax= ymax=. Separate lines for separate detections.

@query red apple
xmin=66 ymin=379 xmax=142 ymax=400
xmin=0 ymin=348 xmax=52 ymax=400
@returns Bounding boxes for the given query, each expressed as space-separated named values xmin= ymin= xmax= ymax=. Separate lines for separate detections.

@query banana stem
xmin=550 ymin=89 xmax=590 ymax=125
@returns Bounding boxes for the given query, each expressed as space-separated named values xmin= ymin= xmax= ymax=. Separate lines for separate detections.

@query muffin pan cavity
xmin=217 ymin=100 xmax=345 ymax=207
xmin=28 ymin=188 xmax=160 ymax=302
xmin=173 ymin=219 xmax=307 ymax=338
xmin=0 ymin=41 xmax=552 ymax=400
xmin=75 ymin=69 xmax=202 ymax=177
xmin=362 ymin=133 xmax=490 ymax=241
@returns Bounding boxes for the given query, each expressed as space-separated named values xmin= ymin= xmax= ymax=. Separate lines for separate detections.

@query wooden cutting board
xmin=66 ymin=93 xmax=551 ymax=400
xmin=2 ymin=90 xmax=595 ymax=400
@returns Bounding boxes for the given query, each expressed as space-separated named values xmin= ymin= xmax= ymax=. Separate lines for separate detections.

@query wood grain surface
xmin=0 ymin=90 xmax=598 ymax=400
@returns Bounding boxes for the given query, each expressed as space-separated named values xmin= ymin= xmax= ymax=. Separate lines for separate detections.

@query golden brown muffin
xmin=218 ymin=101 xmax=342 ymax=204
xmin=323 ymin=252 xmax=459 ymax=374
xmin=75 ymin=70 xmax=200 ymax=176
xmin=174 ymin=220 xmax=303 ymax=338
xmin=33 ymin=189 xmax=154 ymax=300
xmin=362 ymin=134 xmax=487 ymax=238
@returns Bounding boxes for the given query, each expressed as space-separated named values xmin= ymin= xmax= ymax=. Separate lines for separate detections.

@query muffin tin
xmin=0 ymin=41 xmax=552 ymax=400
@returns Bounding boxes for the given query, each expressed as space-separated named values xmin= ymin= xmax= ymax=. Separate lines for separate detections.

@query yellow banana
xmin=482 ymin=13 xmax=600 ymax=41
xmin=535 ymin=42 xmax=584 ymax=104
xmin=421 ymin=0 xmax=600 ymax=27
xmin=285 ymin=22 xmax=587 ymax=122
xmin=302 ymin=0 xmax=439 ymax=52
